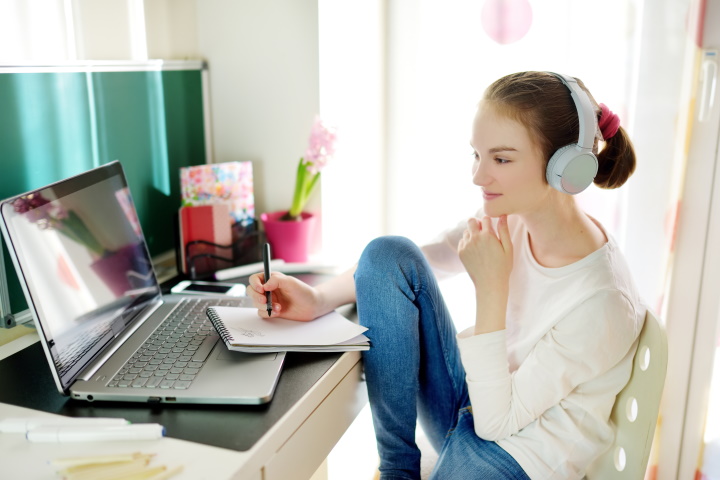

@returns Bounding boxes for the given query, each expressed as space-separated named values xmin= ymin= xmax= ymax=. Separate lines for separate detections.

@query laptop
xmin=0 ymin=161 xmax=285 ymax=405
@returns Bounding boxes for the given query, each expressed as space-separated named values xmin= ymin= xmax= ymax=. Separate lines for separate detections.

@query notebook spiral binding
xmin=206 ymin=308 xmax=235 ymax=343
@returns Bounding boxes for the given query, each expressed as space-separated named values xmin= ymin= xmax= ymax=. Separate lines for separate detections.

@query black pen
xmin=263 ymin=243 xmax=273 ymax=317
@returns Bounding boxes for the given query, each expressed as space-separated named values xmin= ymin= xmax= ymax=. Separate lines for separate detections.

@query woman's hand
xmin=458 ymin=215 xmax=513 ymax=289
xmin=248 ymin=272 xmax=320 ymax=322
xmin=458 ymin=215 xmax=514 ymax=334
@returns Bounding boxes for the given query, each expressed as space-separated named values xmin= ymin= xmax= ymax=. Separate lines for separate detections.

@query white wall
xmin=73 ymin=0 xmax=133 ymax=59
xmin=143 ymin=0 xmax=322 ymax=219
xmin=144 ymin=0 xmax=199 ymax=60
xmin=195 ymin=0 xmax=321 ymax=220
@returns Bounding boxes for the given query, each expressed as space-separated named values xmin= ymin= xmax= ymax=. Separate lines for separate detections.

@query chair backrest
xmin=586 ymin=309 xmax=668 ymax=479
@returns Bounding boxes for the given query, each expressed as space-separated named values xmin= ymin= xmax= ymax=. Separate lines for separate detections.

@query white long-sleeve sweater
xmin=422 ymin=215 xmax=644 ymax=480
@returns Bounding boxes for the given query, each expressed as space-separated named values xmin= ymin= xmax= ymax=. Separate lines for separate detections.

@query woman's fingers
xmin=498 ymin=215 xmax=512 ymax=253
xmin=248 ymin=272 xmax=264 ymax=293
xmin=249 ymin=272 xmax=274 ymax=310
xmin=481 ymin=215 xmax=494 ymax=235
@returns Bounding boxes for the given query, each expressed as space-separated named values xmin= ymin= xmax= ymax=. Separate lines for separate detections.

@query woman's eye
xmin=495 ymin=157 xmax=509 ymax=164
xmin=471 ymin=152 xmax=479 ymax=160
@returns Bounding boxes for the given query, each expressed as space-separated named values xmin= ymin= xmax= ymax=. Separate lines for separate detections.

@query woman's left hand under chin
xmin=457 ymin=214 xmax=514 ymax=295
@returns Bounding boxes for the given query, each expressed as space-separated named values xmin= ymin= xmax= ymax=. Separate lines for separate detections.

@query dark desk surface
xmin=0 ymin=341 xmax=344 ymax=451
xmin=0 ymin=273 xmax=358 ymax=452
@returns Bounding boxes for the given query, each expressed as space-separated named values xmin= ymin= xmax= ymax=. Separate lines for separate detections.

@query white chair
xmin=586 ymin=309 xmax=668 ymax=479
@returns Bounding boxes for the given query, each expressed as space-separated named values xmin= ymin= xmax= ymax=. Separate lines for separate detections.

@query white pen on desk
xmin=26 ymin=423 xmax=165 ymax=443
xmin=0 ymin=417 xmax=128 ymax=433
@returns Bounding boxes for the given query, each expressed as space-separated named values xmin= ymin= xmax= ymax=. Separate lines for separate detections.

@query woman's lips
xmin=483 ymin=192 xmax=502 ymax=201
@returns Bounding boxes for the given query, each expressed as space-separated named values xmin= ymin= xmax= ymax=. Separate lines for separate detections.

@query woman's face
xmin=470 ymin=102 xmax=551 ymax=217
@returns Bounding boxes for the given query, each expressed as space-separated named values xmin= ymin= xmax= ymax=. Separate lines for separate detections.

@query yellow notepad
xmin=205 ymin=307 xmax=370 ymax=353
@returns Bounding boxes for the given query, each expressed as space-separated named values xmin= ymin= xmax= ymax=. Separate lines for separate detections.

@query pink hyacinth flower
xmin=303 ymin=116 xmax=337 ymax=175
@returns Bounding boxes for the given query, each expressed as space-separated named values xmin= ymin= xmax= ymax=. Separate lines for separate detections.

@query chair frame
xmin=586 ymin=310 xmax=668 ymax=479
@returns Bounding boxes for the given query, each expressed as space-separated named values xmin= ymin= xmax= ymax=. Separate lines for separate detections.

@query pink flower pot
xmin=260 ymin=211 xmax=316 ymax=263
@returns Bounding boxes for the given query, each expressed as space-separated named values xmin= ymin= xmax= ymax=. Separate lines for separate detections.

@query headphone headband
xmin=544 ymin=72 xmax=599 ymax=194
xmin=548 ymin=72 xmax=597 ymax=151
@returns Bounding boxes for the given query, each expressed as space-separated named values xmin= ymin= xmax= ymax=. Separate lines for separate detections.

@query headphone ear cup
xmin=546 ymin=144 xmax=598 ymax=195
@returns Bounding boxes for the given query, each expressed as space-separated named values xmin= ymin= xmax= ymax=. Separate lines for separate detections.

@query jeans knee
xmin=357 ymin=236 xmax=424 ymax=278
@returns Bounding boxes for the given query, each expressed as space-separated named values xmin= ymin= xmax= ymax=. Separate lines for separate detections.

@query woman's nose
xmin=472 ymin=158 xmax=490 ymax=186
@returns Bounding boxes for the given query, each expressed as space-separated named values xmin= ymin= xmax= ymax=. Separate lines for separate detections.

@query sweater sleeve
xmin=457 ymin=289 xmax=639 ymax=441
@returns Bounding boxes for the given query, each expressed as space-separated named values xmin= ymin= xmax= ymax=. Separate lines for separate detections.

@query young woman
xmin=248 ymin=71 xmax=642 ymax=480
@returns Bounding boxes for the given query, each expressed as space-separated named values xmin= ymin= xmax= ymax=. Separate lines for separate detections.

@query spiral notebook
xmin=206 ymin=307 xmax=370 ymax=353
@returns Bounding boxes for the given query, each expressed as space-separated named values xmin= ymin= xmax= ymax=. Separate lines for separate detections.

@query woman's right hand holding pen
xmin=248 ymin=272 xmax=320 ymax=321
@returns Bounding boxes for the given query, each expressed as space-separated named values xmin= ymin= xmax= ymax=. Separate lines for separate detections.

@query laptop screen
xmin=0 ymin=162 xmax=161 ymax=390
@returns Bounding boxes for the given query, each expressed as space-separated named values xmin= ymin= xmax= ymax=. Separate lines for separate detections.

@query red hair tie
xmin=598 ymin=103 xmax=621 ymax=140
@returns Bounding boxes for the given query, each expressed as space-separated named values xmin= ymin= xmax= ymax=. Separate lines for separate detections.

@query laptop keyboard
xmin=108 ymin=297 xmax=244 ymax=390
xmin=56 ymin=321 xmax=113 ymax=378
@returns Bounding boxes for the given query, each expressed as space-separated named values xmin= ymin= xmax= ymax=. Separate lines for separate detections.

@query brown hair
xmin=482 ymin=71 xmax=636 ymax=189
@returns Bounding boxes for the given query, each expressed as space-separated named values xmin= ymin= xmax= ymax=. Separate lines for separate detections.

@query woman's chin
xmin=482 ymin=204 xmax=507 ymax=218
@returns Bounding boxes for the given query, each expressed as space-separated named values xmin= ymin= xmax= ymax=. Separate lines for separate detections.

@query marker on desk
xmin=263 ymin=242 xmax=273 ymax=317
xmin=26 ymin=423 xmax=165 ymax=443
xmin=0 ymin=417 xmax=128 ymax=433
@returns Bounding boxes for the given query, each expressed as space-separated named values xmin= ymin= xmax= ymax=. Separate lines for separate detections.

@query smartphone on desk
xmin=171 ymin=280 xmax=246 ymax=297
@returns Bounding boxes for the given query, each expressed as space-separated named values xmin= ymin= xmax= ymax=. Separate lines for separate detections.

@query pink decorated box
xmin=180 ymin=161 xmax=255 ymax=226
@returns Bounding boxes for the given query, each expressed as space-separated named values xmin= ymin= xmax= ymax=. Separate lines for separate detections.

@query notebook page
xmin=207 ymin=307 xmax=368 ymax=346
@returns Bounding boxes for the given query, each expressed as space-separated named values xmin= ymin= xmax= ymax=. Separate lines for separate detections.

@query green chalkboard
xmin=0 ymin=62 xmax=208 ymax=314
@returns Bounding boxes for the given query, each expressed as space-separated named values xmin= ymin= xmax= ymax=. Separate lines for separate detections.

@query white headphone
xmin=545 ymin=72 xmax=599 ymax=195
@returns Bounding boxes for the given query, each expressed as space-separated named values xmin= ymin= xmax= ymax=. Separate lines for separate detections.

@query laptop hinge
xmin=75 ymin=299 xmax=167 ymax=382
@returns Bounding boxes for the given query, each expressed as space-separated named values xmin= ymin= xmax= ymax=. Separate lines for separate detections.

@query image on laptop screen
xmin=0 ymin=162 xmax=160 ymax=390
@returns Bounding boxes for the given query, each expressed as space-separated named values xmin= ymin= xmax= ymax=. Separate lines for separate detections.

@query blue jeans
xmin=355 ymin=236 xmax=530 ymax=480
